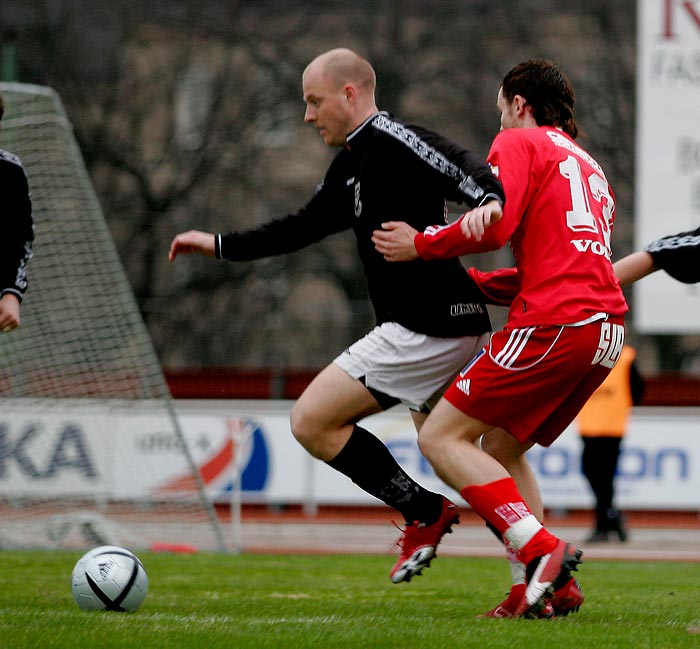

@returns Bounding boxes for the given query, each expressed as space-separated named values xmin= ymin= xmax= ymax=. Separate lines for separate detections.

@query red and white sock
xmin=505 ymin=539 xmax=526 ymax=586
xmin=461 ymin=477 xmax=557 ymax=565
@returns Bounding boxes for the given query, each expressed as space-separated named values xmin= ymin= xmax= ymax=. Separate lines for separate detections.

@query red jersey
xmin=415 ymin=126 xmax=628 ymax=328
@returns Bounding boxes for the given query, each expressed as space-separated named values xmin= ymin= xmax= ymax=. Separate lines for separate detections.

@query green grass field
xmin=1 ymin=550 xmax=698 ymax=649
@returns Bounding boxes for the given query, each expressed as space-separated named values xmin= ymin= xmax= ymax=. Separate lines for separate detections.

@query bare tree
xmin=6 ymin=0 xmax=694 ymax=373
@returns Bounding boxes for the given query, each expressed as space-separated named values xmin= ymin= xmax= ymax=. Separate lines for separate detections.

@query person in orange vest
xmin=575 ymin=345 xmax=644 ymax=543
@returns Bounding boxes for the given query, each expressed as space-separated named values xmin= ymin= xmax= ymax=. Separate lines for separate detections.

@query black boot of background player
xmin=586 ymin=508 xmax=628 ymax=543
xmin=585 ymin=528 xmax=609 ymax=543
xmin=586 ymin=508 xmax=610 ymax=543
xmin=605 ymin=508 xmax=628 ymax=542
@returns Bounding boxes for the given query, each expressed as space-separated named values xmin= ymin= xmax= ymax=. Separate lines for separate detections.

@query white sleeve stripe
xmin=371 ymin=115 xmax=485 ymax=201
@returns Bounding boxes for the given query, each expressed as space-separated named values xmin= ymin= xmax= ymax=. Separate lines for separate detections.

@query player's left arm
xmin=373 ymin=204 xmax=505 ymax=262
xmin=409 ymin=125 xmax=505 ymax=209
xmin=0 ymin=159 xmax=34 ymax=332
xmin=411 ymin=197 xmax=512 ymax=261
xmin=0 ymin=161 xmax=34 ymax=299
xmin=467 ymin=266 xmax=519 ymax=305
xmin=371 ymin=163 xmax=506 ymax=262
xmin=407 ymin=132 xmax=524 ymax=261
xmin=373 ymin=198 xmax=507 ymax=262
xmin=637 ymin=226 xmax=700 ymax=285
xmin=612 ymin=251 xmax=658 ymax=286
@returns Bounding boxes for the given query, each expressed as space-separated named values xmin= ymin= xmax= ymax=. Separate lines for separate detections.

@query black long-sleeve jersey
xmin=645 ymin=225 xmax=700 ymax=285
xmin=217 ymin=112 xmax=505 ymax=338
xmin=0 ymin=149 xmax=34 ymax=301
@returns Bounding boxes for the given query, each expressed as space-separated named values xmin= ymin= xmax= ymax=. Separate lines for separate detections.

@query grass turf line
xmin=0 ymin=551 xmax=698 ymax=648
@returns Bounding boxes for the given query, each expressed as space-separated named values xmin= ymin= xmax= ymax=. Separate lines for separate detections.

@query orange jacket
xmin=576 ymin=346 xmax=637 ymax=437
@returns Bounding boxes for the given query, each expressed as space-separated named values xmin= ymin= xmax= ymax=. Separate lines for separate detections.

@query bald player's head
xmin=304 ymin=48 xmax=376 ymax=94
xmin=302 ymin=48 xmax=378 ymax=147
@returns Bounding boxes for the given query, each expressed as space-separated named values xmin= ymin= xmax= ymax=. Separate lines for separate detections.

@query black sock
xmin=327 ymin=424 xmax=443 ymax=524
xmin=486 ymin=520 xmax=504 ymax=544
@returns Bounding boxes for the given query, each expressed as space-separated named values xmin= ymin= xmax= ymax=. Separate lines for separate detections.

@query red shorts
xmin=443 ymin=315 xmax=626 ymax=446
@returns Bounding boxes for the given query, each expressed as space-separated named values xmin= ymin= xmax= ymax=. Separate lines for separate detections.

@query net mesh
xmin=0 ymin=82 xmax=227 ymax=552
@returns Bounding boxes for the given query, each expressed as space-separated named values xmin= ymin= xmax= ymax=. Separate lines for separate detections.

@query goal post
xmin=0 ymin=82 xmax=227 ymax=552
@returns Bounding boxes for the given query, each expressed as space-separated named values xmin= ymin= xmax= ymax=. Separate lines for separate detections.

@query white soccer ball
xmin=71 ymin=545 xmax=148 ymax=612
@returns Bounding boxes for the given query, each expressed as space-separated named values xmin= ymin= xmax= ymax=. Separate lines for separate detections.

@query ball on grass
xmin=71 ymin=545 xmax=148 ymax=612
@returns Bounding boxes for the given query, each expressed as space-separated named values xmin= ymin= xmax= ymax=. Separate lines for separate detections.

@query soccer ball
xmin=71 ymin=545 xmax=148 ymax=612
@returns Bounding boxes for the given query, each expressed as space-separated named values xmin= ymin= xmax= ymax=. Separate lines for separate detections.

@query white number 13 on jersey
xmin=560 ymin=155 xmax=614 ymax=252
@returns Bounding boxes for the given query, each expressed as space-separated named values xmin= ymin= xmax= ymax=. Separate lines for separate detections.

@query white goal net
xmin=0 ymin=82 xmax=227 ymax=552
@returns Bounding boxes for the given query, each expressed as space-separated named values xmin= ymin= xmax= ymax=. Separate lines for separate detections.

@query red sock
xmin=517 ymin=528 xmax=558 ymax=566
xmin=461 ymin=477 xmax=533 ymax=536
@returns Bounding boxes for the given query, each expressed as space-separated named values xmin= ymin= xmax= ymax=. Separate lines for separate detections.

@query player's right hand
xmin=372 ymin=221 xmax=420 ymax=262
xmin=0 ymin=294 xmax=21 ymax=333
xmin=460 ymin=200 xmax=503 ymax=241
xmin=168 ymin=230 xmax=216 ymax=261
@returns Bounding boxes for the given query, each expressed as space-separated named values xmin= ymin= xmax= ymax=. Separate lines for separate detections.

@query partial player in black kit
xmin=614 ymin=226 xmax=700 ymax=286
xmin=0 ymin=93 xmax=35 ymax=335
xmin=169 ymin=48 xmax=504 ymax=583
